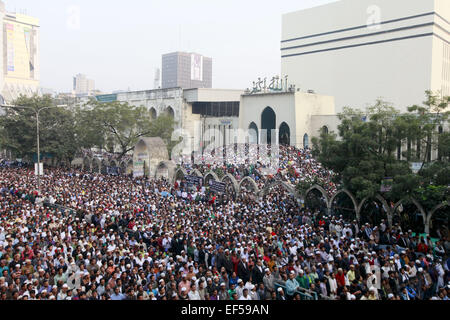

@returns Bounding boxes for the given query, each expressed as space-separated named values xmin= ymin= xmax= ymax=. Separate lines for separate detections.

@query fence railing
xmin=274 ymin=282 xmax=334 ymax=300
xmin=43 ymin=201 xmax=76 ymax=217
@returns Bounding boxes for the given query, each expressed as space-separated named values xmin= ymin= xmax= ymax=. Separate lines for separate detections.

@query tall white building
xmin=0 ymin=1 xmax=40 ymax=103
xmin=281 ymin=0 xmax=450 ymax=112
xmin=73 ymin=73 xmax=95 ymax=97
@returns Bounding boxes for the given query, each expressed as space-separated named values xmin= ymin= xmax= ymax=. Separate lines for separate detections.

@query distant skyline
xmin=5 ymin=0 xmax=337 ymax=93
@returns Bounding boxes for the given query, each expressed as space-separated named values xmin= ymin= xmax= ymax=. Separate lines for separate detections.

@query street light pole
xmin=1 ymin=104 xmax=67 ymax=195
xmin=36 ymin=109 xmax=41 ymax=194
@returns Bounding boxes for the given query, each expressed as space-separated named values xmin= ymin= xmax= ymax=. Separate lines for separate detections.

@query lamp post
xmin=1 ymin=104 xmax=67 ymax=195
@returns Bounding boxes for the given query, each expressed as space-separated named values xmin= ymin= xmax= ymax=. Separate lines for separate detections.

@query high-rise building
xmin=161 ymin=51 xmax=212 ymax=89
xmin=73 ymin=73 xmax=95 ymax=97
xmin=0 ymin=1 xmax=40 ymax=103
xmin=281 ymin=0 xmax=450 ymax=112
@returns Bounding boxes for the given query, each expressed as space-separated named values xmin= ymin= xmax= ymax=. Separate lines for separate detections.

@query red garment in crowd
xmin=336 ymin=273 xmax=346 ymax=287
xmin=232 ymin=255 xmax=239 ymax=274
xmin=417 ymin=243 xmax=428 ymax=253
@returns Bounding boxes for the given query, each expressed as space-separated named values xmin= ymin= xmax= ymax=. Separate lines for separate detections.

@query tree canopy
xmin=0 ymin=94 xmax=78 ymax=163
xmin=0 ymin=94 xmax=177 ymax=162
xmin=311 ymin=91 xmax=450 ymax=210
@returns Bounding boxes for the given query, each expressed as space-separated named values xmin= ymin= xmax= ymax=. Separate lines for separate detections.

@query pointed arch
xmin=91 ymin=158 xmax=101 ymax=173
xmin=83 ymin=157 xmax=92 ymax=172
xmin=100 ymin=159 xmax=109 ymax=174
xmin=305 ymin=185 xmax=330 ymax=206
xmin=261 ymin=180 xmax=296 ymax=197
xmin=155 ymin=161 xmax=169 ymax=180
xmin=110 ymin=160 xmax=119 ymax=168
xmin=303 ymin=133 xmax=309 ymax=149
xmin=357 ymin=194 xmax=391 ymax=226
xmin=221 ymin=174 xmax=239 ymax=194
xmin=279 ymin=122 xmax=291 ymax=146
xmin=329 ymin=189 xmax=358 ymax=214
xmin=175 ymin=168 xmax=188 ymax=180
xmin=392 ymin=198 xmax=427 ymax=225
xmin=193 ymin=169 xmax=203 ymax=177
xmin=239 ymin=176 xmax=259 ymax=194
xmin=427 ymin=203 xmax=449 ymax=237
xmin=204 ymin=171 xmax=219 ymax=184
xmin=165 ymin=106 xmax=175 ymax=118
xmin=261 ymin=107 xmax=276 ymax=144
xmin=248 ymin=122 xmax=259 ymax=144
xmin=150 ymin=107 xmax=157 ymax=120
xmin=120 ymin=160 xmax=128 ymax=175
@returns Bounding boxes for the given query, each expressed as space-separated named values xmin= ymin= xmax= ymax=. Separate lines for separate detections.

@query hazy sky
xmin=5 ymin=0 xmax=337 ymax=93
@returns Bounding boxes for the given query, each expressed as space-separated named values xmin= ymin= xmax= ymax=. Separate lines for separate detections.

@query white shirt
xmin=188 ymin=290 xmax=201 ymax=300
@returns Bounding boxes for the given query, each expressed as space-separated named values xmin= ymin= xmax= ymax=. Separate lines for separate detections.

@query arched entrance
xmin=175 ymin=168 xmax=187 ymax=181
xmin=248 ymin=122 xmax=259 ymax=144
xmin=305 ymin=188 xmax=328 ymax=215
xmin=392 ymin=202 xmax=425 ymax=234
xmin=303 ymin=134 xmax=309 ymax=149
xmin=221 ymin=175 xmax=239 ymax=199
xmin=101 ymin=160 xmax=108 ymax=174
xmin=359 ymin=198 xmax=388 ymax=226
xmin=150 ymin=107 xmax=157 ymax=120
xmin=279 ymin=122 xmax=290 ymax=146
xmin=429 ymin=207 xmax=449 ymax=239
xmin=261 ymin=107 xmax=276 ymax=145
xmin=120 ymin=161 xmax=128 ymax=175
xmin=92 ymin=158 xmax=100 ymax=173
xmin=165 ymin=106 xmax=175 ymax=119
xmin=329 ymin=191 xmax=357 ymax=221
xmin=83 ymin=157 xmax=92 ymax=172
xmin=239 ymin=177 xmax=259 ymax=194
xmin=155 ymin=162 xmax=169 ymax=180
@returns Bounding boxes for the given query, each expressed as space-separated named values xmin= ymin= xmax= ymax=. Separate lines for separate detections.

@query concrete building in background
xmin=281 ymin=0 xmax=450 ymax=112
xmin=73 ymin=73 xmax=95 ymax=97
xmin=162 ymin=51 xmax=212 ymax=89
xmin=0 ymin=1 xmax=40 ymax=103
xmin=95 ymin=88 xmax=242 ymax=153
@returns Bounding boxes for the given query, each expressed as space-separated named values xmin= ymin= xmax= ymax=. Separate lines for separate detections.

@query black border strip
xmin=281 ymin=12 xmax=435 ymax=43
xmin=281 ymin=32 xmax=434 ymax=58
xmin=281 ymin=22 xmax=438 ymax=51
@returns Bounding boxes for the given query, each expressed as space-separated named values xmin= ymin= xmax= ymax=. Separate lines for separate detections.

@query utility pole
xmin=1 ymin=104 xmax=67 ymax=195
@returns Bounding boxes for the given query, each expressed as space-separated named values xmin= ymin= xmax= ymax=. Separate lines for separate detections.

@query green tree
xmin=312 ymin=91 xmax=449 ymax=206
xmin=77 ymin=100 xmax=178 ymax=158
xmin=0 ymin=94 xmax=78 ymax=163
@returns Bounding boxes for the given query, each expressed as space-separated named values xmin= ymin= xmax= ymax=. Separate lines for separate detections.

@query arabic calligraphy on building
xmin=246 ymin=75 xmax=294 ymax=94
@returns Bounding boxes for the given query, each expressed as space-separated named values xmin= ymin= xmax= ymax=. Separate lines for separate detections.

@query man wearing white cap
xmin=235 ymin=279 xmax=245 ymax=299
xmin=263 ymin=268 xmax=275 ymax=293
xmin=57 ymin=284 xmax=69 ymax=300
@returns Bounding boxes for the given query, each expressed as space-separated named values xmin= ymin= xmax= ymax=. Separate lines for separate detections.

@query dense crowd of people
xmin=0 ymin=147 xmax=448 ymax=301
xmin=183 ymin=145 xmax=338 ymax=196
